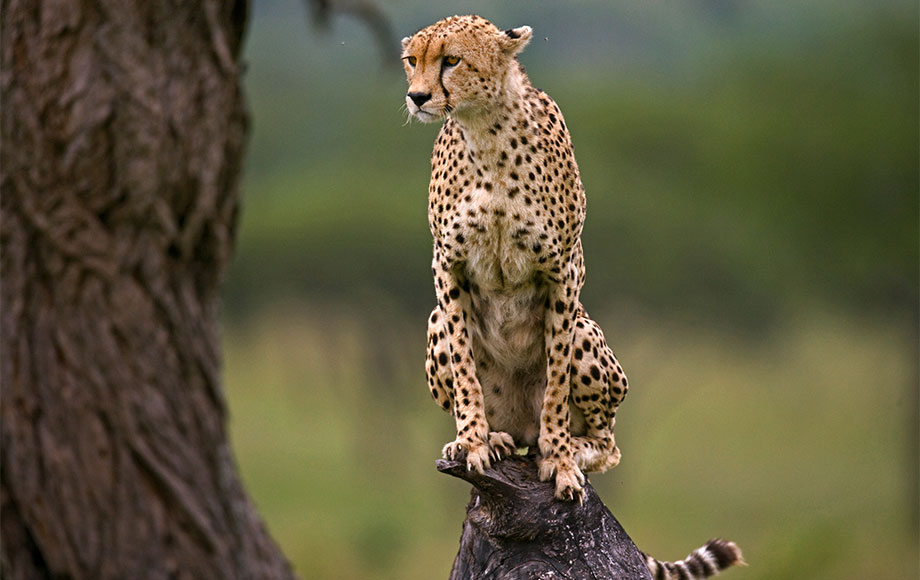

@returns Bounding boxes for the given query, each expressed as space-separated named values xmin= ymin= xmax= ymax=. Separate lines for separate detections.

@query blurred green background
xmin=221 ymin=1 xmax=919 ymax=578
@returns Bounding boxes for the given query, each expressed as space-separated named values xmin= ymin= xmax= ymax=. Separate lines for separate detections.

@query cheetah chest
xmin=448 ymin=183 xmax=554 ymax=445
xmin=451 ymin=184 xmax=549 ymax=291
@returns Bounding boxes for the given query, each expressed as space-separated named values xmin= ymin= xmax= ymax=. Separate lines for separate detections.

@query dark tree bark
xmin=1 ymin=1 xmax=297 ymax=578
xmin=440 ymin=455 xmax=654 ymax=580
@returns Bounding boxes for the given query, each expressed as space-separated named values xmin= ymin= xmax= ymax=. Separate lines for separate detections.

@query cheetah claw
xmin=442 ymin=432 xmax=516 ymax=472
xmin=442 ymin=438 xmax=492 ymax=473
xmin=538 ymin=455 xmax=586 ymax=503
xmin=487 ymin=431 xmax=516 ymax=462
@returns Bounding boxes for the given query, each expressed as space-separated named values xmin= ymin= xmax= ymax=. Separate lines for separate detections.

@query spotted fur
xmin=403 ymin=15 xmax=628 ymax=502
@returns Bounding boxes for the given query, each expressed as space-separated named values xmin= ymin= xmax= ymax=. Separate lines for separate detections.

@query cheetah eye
xmin=444 ymin=55 xmax=461 ymax=67
xmin=405 ymin=55 xmax=417 ymax=66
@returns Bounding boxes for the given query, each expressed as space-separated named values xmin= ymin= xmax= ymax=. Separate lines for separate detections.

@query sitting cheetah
xmin=402 ymin=16 xmax=745 ymax=579
xmin=402 ymin=14 xmax=626 ymax=503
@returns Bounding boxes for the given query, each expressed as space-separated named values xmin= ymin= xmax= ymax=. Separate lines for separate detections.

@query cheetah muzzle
xmin=403 ymin=15 xmax=630 ymax=502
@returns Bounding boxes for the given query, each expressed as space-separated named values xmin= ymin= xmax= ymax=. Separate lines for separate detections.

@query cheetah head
xmin=401 ymin=15 xmax=532 ymax=123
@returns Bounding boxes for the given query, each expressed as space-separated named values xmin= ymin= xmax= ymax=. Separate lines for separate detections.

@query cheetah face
xmin=401 ymin=15 xmax=532 ymax=123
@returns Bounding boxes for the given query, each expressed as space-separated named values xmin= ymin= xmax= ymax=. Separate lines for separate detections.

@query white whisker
xmin=399 ymin=102 xmax=414 ymax=126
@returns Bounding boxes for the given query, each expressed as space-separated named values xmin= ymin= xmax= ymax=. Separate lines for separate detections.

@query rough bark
xmin=440 ymin=455 xmax=654 ymax=580
xmin=1 ymin=1 xmax=296 ymax=578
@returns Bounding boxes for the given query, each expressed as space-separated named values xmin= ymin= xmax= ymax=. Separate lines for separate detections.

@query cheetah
xmin=402 ymin=16 xmax=745 ymax=578
xmin=403 ymin=14 xmax=626 ymax=503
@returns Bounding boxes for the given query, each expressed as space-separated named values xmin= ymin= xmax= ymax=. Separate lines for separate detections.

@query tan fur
xmin=405 ymin=15 xmax=629 ymax=501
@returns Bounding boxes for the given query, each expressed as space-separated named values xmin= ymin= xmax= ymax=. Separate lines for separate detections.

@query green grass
xmin=223 ymin=303 xmax=917 ymax=579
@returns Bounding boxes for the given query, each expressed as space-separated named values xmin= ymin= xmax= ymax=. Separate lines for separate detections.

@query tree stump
xmin=439 ymin=454 xmax=654 ymax=580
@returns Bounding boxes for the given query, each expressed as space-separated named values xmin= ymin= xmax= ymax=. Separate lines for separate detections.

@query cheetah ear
xmin=500 ymin=26 xmax=532 ymax=56
xmin=401 ymin=36 xmax=411 ymax=51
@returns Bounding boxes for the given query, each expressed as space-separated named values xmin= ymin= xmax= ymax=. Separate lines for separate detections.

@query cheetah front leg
xmin=426 ymin=305 xmax=515 ymax=461
xmin=425 ymin=307 xmax=456 ymax=415
xmin=431 ymin=256 xmax=515 ymax=472
xmin=538 ymin=262 xmax=586 ymax=502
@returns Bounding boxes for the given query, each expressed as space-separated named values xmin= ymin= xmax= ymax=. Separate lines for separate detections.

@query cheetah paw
xmin=442 ymin=437 xmax=492 ymax=473
xmin=538 ymin=456 xmax=586 ymax=503
xmin=487 ymin=431 xmax=516 ymax=462
xmin=597 ymin=445 xmax=621 ymax=472
xmin=574 ymin=441 xmax=621 ymax=473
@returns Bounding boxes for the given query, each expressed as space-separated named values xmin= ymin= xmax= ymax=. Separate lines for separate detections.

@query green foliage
xmin=227 ymin=1 xmax=918 ymax=329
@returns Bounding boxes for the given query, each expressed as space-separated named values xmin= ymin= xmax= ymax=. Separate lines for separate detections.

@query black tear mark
xmin=505 ymin=28 xmax=521 ymax=39
xmin=439 ymin=58 xmax=451 ymax=110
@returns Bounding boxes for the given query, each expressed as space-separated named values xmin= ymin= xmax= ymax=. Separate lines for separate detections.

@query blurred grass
xmin=224 ymin=304 xmax=916 ymax=579
xmin=222 ymin=0 xmax=918 ymax=578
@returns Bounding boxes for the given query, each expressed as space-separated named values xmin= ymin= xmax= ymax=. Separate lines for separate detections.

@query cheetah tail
xmin=641 ymin=539 xmax=745 ymax=580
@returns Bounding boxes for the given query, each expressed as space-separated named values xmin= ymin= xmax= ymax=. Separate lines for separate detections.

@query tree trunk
xmin=1 ymin=1 xmax=296 ymax=578
xmin=440 ymin=455 xmax=654 ymax=580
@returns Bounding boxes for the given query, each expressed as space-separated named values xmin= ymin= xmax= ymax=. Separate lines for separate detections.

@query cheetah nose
xmin=408 ymin=91 xmax=432 ymax=107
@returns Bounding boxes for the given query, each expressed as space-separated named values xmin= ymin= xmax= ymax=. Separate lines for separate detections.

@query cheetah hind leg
xmin=569 ymin=311 xmax=628 ymax=474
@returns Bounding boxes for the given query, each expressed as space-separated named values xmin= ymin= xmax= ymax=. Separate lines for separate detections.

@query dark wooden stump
xmin=439 ymin=454 xmax=654 ymax=580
